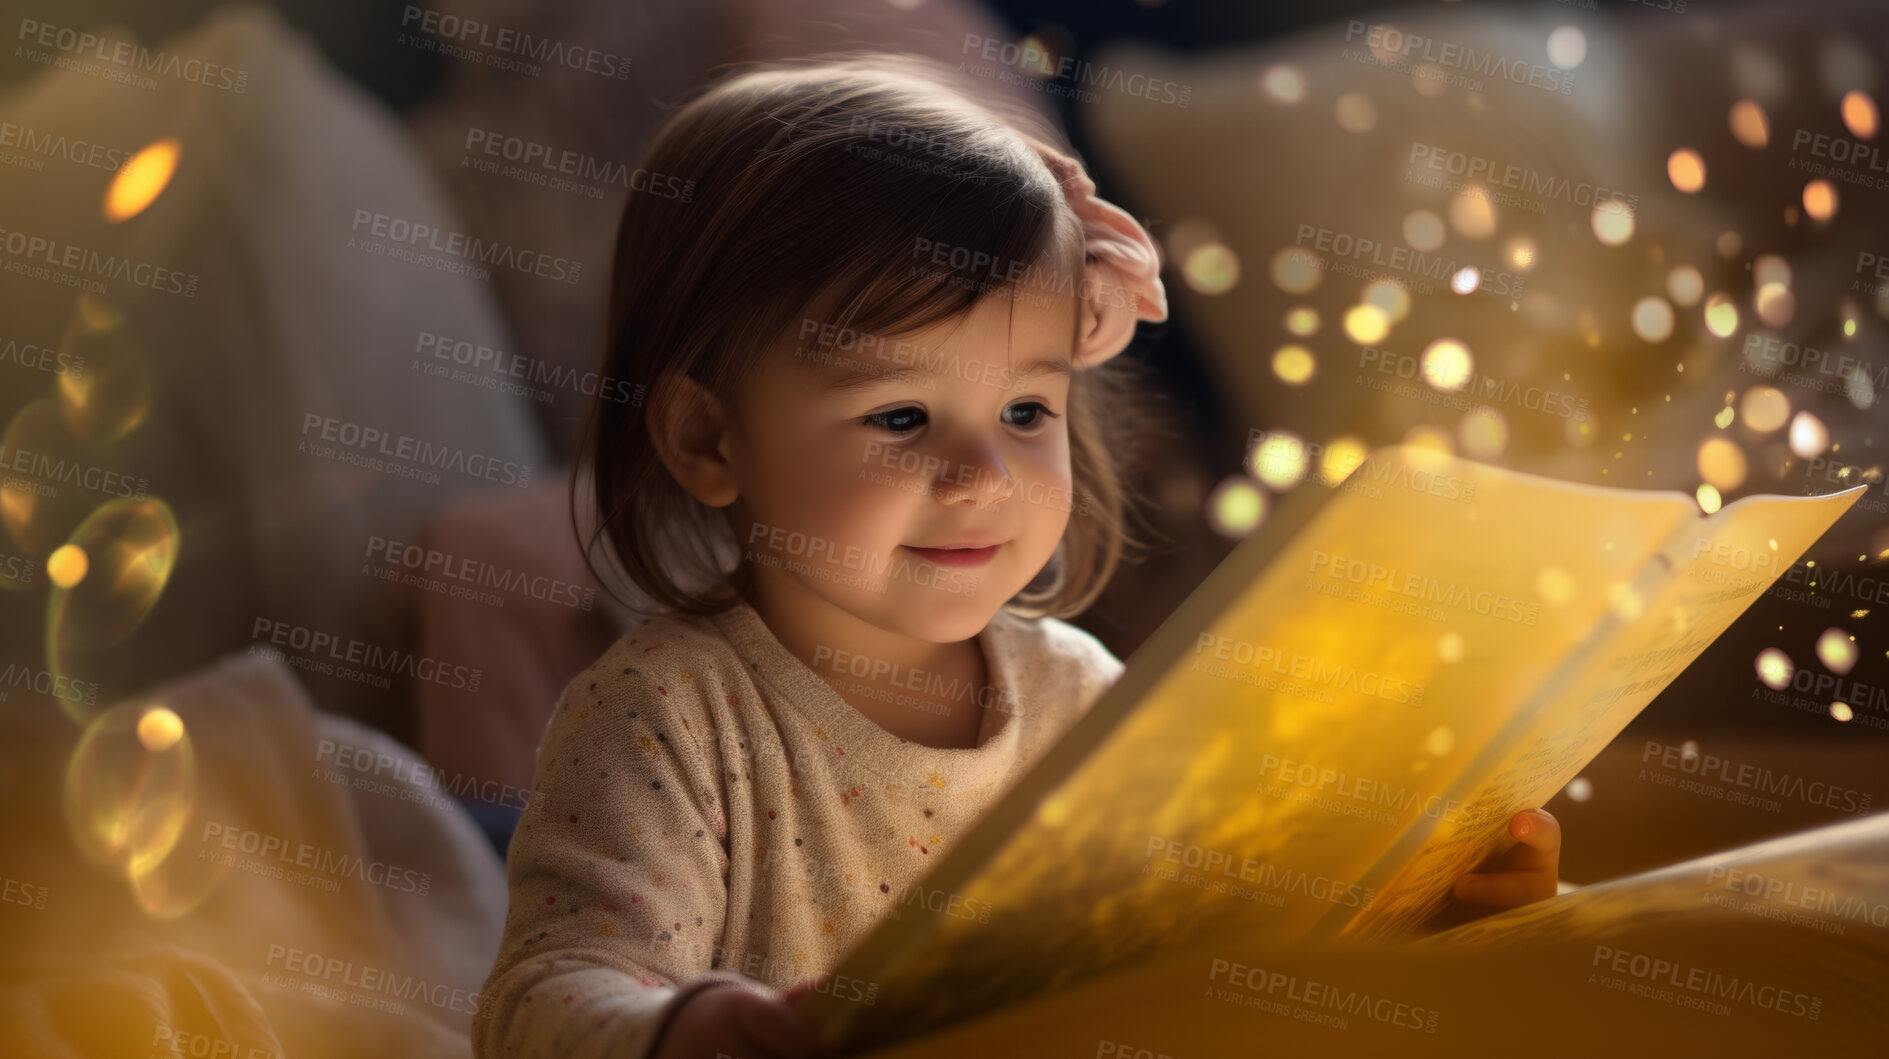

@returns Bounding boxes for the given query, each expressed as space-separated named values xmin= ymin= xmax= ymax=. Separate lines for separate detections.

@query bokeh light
xmin=1632 ymin=297 xmax=1675 ymax=343
xmin=1248 ymin=431 xmax=1308 ymax=489
xmin=1803 ymin=180 xmax=1838 ymax=221
xmin=1206 ymin=476 xmax=1267 ymax=538
xmin=1667 ymin=149 xmax=1706 ymax=193
xmin=1729 ymin=100 xmax=1770 ymax=147
xmin=1592 ymin=202 xmax=1635 ymax=246
xmin=1272 ymin=345 xmax=1316 ymax=385
xmin=1740 ymin=386 xmax=1790 ymax=432
xmin=103 ymin=138 xmax=181 ymax=223
xmin=1421 ymin=339 xmax=1474 ymax=392
xmin=1842 ymin=90 xmax=1879 ymax=139
xmin=1344 ymin=304 xmax=1390 ymax=344
xmin=1789 ymin=410 xmax=1830 ymax=458
xmin=1182 ymin=243 xmax=1240 ymax=295
xmin=1755 ymin=647 xmax=1794 ymax=690
xmin=1816 ymin=627 xmax=1859 ymax=674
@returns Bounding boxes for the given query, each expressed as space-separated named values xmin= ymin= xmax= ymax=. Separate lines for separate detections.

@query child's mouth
xmin=900 ymin=543 xmax=1002 ymax=567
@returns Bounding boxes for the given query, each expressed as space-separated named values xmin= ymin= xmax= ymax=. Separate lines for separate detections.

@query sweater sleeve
xmin=473 ymin=664 xmax=742 ymax=1059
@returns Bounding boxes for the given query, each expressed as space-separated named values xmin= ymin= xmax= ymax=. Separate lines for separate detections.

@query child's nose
xmin=928 ymin=445 xmax=1016 ymax=508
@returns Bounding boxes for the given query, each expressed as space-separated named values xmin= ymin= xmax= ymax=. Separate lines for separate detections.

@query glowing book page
xmin=807 ymin=446 xmax=1735 ymax=1053
xmin=1336 ymin=485 xmax=1863 ymax=941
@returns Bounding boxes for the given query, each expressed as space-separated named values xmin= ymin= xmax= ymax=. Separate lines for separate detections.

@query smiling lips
xmin=901 ymin=543 xmax=1003 ymax=567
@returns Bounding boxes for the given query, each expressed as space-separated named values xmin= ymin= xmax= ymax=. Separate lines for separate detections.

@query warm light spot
xmin=47 ymin=543 xmax=89 ymax=588
xmin=104 ymin=139 xmax=181 ymax=223
xmin=1608 ymin=581 xmax=1644 ymax=622
xmin=1729 ymin=100 xmax=1770 ymax=147
xmin=1667 ymin=266 xmax=1704 ymax=306
xmin=1817 ymin=627 xmax=1859 ymax=674
xmin=1703 ymin=293 xmax=1739 ymax=337
xmin=1546 ymin=26 xmax=1586 ymax=69
xmin=1284 ymin=306 xmax=1319 ymax=336
xmin=137 ymin=707 xmax=184 ymax=753
xmin=1714 ymin=405 xmax=1736 ymax=430
xmin=1592 ymin=202 xmax=1635 ymax=246
xmin=1564 ymin=777 xmax=1593 ymax=803
xmin=1182 ymin=243 xmax=1240 ymax=295
xmin=1335 ymin=92 xmax=1378 ymax=133
xmin=1450 ymin=266 xmax=1481 ymax=295
xmin=1832 ymin=702 xmax=1855 ymax=723
xmin=1789 ymin=410 xmax=1830 ymax=458
xmin=1458 ymin=408 xmax=1508 ymax=459
xmin=1270 ymin=247 xmax=1321 ymax=293
xmin=1667 ymin=149 xmax=1706 ymax=193
xmin=1847 ymin=363 xmax=1876 ymax=410
xmin=1696 ymin=484 xmax=1722 ymax=514
xmin=1631 ymin=297 xmax=1675 ymax=343
xmin=1842 ymin=90 xmax=1879 ymax=140
xmin=1437 ymin=632 xmax=1465 ymax=663
xmin=1755 ymin=648 xmax=1793 ymax=690
xmin=1404 ymin=424 xmax=1454 ymax=455
xmin=1534 ymin=566 xmax=1575 ymax=606
xmin=1248 ymin=431 xmax=1308 ymax=489
xmin=1740 ymin=386 xmax=1790 ymax=432
xmin=1753 ymin=254 xmax=1791 ymax=289
xmin=1206 ymin=477 xmax=1267 ymax=538
xmin=1261 ymin=65 xmax=1306 ymax=103
xmin=1420 ymin=339 xmax=1474 ymax=392
xmin=1449 ymin=188 xmax=1496 ymax=239
xmin=1755 ymin=282 xmax=1794 ymax=327
xmin=1698 ymin=437 xmax=1748 ymax=490
xmin=1506 ymin=236 xmax=1536 ymax=271
xmin=1344 ymin=304 xmax=1390 ymax=344
xmin=1424 ymin=726 xmax=1456 ymax=757
xmin=1403 ymin=210 xmax=1446 ymax=252
xmin=1803 ymin=180 xmax=1838 ymax=221
xmin=1363 ymin=279 xmax=1412 ymax=323
xmin=1272 ymin=345 xmax=1316 ymax=385
xmin=1317 ymin=436 xmax=1368 ymax=485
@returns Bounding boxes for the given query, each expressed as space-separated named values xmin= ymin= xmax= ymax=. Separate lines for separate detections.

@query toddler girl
xmin=475 ymin=54 xmax=1561 ymax=1059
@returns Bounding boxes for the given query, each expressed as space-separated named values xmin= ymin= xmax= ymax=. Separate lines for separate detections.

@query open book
xmin=798 ymin=445 xmax=1863 ymax=1055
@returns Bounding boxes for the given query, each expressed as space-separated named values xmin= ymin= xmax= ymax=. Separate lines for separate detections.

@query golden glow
xmin=1363 ymin=279 xmax=1412 ymax=323
xmin=1816 ymin=627 xmax=1858 ymax=674
xmin=1740 ymin=386 xmax=1790 ymax=432
xmin=1803 ymin=180 xmax=1838 ymax=221
xmin=64 ymin=700 xmax=197 ymax=876
xmin=1261 ymin=65 xmax=1306 ymax=103
xmin=1206 ymin=477 xmax=1267 ymax=538
xmin=1788 ymin=410 xmax=1830 ymax=458
xmin=1420 ymin=339 xmax=1473 ymax=392
xmin=137 ymin=707 xmax=185 ymax=753
xmin=1832 ymin=702 xmax=1856 ymax=723
xmin=1458 ymin=408 xmax=1508 ymax=460
xmin=1403 ymin=210 xmax=1445 ymax=253
xmin=103 ymin=138 xmax=181 ymax=223
xmin=47 ymin=544 xmax=88 ymax=588
xmin=1667 ymin=266 xmax=1704 ymax=306
xmin=1536 ymin=566 xmax=1575 ymax=606
xmin=1335 ymin=92 xmax=1377 ymax=133
xmin=1697 ymin=437 xmax=1747 ymax=490
xmin=1631 ymin=297 xmax=1675 ymax=343
xmin=1284 ymin=306 xmax=1320 ymax=336
xmin=1546 ymin=26 xmax=1586 ymax=69
xmin=1592 ymin=202 xmax=1635 ymax=246
xmin=1272 ymin=345 xmax=1316 ymax=385
xmin=1449 ymin=267 xmax=1481 ymax=295
xmin=1608 ymin=581 xmax=1644 ymax=622
xmin=1696 ymin=484 xmax=1723 ymax=514
xmin=1755 ymin=282 xmax=1795 ymax=327
xmin=1842 ymin=90 xmax=1879 ymax=140
xmin=1317 ymin=436 xmax=1368 ymax=486
xmin=1703 ymin=293 xmax=1739 ymax=338
xmin=1666 ymin=149 xmax=1706 ymax=193
xmin=1729 ymin=100 xmax=1770 ymax=147
xmin=1182 ymin=243 xmax=1240 ymax=295
xmin=1449 ymin=188 xmax=1496 ymax=240
xmin=1755 ymin=648 xmax=1794 ymax=690
xmin=1753 ymin=254 xmax=1791 ymax=288
xmin=1343 ymin=304 xmax=1390 ymax=345
xmin=1424 ymin=726 xmax=1456 ymax=757
xmin=1437 ymin=632 xmax=1465 ymax=663
xmin=1564 ymin=777 xmax=1593 ymax=802
xmin=1506 ymin=236 xmax=1536 ymax=271
xmin=1714 ymin=405 xmax=1736 ymax=430
xmin=1249 ymin=432 xmax=1308 ymax=490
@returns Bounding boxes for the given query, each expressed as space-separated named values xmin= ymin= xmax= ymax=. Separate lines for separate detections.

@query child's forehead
xmin=786 ymin=293 xmax=1075 ymax=393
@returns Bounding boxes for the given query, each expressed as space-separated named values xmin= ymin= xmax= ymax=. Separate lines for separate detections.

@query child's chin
xmin=874 ymin=591 xmax=999 ymax=643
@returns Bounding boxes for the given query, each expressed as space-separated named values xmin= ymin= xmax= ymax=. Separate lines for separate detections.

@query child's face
xmin=728 ymin=290 xmax=1077 ymax=643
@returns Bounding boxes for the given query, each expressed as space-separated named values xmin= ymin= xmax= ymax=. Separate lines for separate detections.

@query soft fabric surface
xmin=0 ymin=650 xmax=508 ymax=1058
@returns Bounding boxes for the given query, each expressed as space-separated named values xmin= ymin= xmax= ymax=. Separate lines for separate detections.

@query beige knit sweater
xmin=474 ymin=599 xmax=1124 ymax=1059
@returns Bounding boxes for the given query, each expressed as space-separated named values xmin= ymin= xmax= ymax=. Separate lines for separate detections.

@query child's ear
xmin=647 ymin=371 xmax=739 ymax=508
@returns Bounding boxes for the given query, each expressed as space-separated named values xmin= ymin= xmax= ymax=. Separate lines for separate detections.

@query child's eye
xmin=1003 ymin=401 xmax=1061 ymax=430
xmin=862 ymin=406 xmax=926 ymax=433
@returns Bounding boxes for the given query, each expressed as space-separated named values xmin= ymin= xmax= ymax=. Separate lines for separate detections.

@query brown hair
xmin=575 ymin=53 xmax=1153 ymax=622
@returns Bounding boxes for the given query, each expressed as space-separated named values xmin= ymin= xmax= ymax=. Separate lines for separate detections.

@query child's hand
xmin=651 ymin=979 xmax=834 ymax=1059
xmin=1450 ymin=808 xmax=1562 ymax=913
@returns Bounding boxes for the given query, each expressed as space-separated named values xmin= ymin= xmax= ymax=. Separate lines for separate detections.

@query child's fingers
xmin=1502 ymin=809 xmax=1561 ymax=875
xmin=1452 ymin=868 xmax=1558 ymax=909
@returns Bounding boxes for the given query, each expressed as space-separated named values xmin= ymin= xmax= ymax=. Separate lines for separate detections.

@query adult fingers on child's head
xmin=1453 ymin=868 xmax=1558 ymax=910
